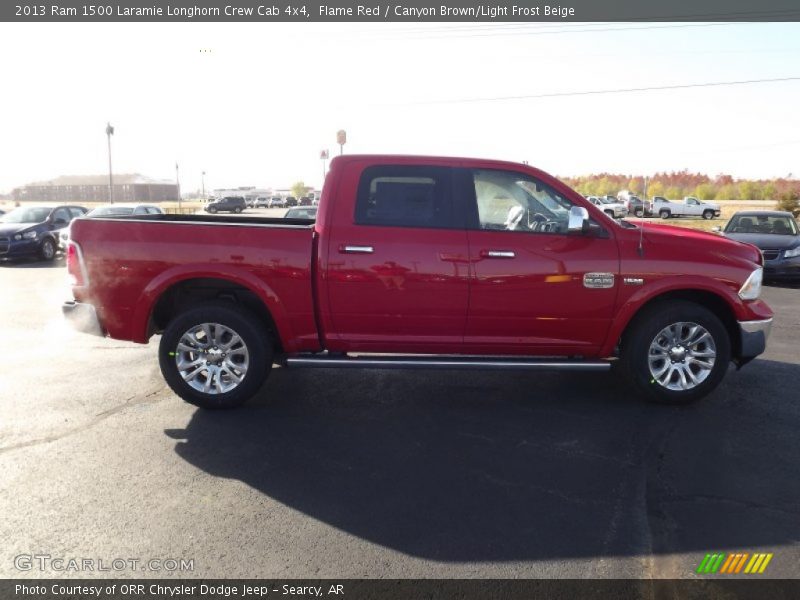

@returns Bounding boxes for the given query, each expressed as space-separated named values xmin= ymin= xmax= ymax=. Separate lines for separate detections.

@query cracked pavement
xmin=0 ymin=259 xmax=798 ymax=579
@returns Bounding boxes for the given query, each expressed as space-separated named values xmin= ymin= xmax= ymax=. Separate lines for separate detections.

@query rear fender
xmin=130 ymin=263 xmax=296 ymax=351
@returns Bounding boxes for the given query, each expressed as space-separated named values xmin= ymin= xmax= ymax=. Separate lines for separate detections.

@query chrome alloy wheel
xmin=175 ymin=323 xmax=249 ymax=394
xmin=648 ymin=321 xmax=716 ymax=391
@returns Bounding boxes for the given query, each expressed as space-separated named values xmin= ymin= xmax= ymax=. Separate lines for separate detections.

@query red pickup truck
xmin=63 ymin=155 xmax=773 ymax=408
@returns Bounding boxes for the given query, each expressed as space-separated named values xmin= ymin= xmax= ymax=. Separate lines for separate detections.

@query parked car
xmin=587 ymin=196 xmax=628 ymax=219
xmin=0 ymin=208 xmax=5 ymax=216
xmin=299 ymin=197 xmax=313 ymax=206
xmin=255 ymin=197 xmax=270 ymax=208
xmin=653 ymin=196 xmax=721 ymax=220
xmin=284 ymin=207 xmax=318 ymax=220
xmin=717 ymin=211 xmax=800 ymax=281
xmin=285 ymin=196 xmax=298 ymax=207
xmin=268 ymin=197 xmax=286 ymax=208
xmin=59 ymin=204 xmax=164 ymax=249
xmin=63 ymin=154 xmax=772 ymax=409
xmin=205 ymin=196 xmax=246 ymax=214
xmin=1 ymin=205 xmax=87 ymax=261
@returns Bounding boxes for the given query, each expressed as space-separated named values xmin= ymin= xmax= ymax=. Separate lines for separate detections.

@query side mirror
xmin=568 ymin=206 xmax=590 ymax=233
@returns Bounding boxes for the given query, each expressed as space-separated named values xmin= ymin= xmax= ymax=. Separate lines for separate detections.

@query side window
xmin=471 ymin=169 xmax=573 ymax=234
xmin=133 ymin=206 xmax=147 ymax=215
xmin=52 ymin=208 xmax=71 ymax=223
xmin=355 ymin=165 xmax=453 ymax=228
xmin=146 ymin=207 xmax=161 ymax=215
xmin=68 ymin=207 xmax=85 ymax=219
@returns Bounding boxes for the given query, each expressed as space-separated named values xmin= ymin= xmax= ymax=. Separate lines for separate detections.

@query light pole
xmin=336 ymin=130 xmax=346 ymax=156
xmin=175 ymin=162 xmax=181 ymax=212
xmin=201 ymin=171 xmax=206 ymax=201
xmin=106 ymin=122 xmax=115 ymax=203
xmin=320 ymin=149 xmax=329 ymax=181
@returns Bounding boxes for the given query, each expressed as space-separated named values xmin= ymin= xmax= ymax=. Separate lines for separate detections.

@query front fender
xmin=599 ymin=276 xmax=748 ymax=357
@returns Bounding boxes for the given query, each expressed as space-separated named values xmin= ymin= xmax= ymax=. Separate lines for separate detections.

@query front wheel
xmin=634 ymin=209 xmax=644 ymax=218
xmin=159 ymin=302 xmax=273 ymax=409
xmin=39 ymin=237 xmax=56 ymax=261
xmin=618 ymin=301 xmax=731 ymax=404
xmin=234 ymin=207 xmax=243 ymax=214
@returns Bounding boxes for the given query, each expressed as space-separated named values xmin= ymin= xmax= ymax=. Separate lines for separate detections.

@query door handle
xmin=481 ymin=249 xmax=516 ymax=259
xmin=340 ymin=245 xmax=374 ymax=254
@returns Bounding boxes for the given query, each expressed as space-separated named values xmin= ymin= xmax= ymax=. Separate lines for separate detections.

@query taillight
xmin=66 ymin=242 xmax=87 ymax=287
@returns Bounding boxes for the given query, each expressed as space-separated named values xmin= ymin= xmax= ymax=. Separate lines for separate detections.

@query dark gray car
xmin=719 ymin=211 xmax=800 ymax=281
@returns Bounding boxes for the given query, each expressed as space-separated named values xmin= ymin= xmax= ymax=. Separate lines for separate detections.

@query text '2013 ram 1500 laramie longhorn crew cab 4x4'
xmin=63 ymin=155 xmax=773 ymax=408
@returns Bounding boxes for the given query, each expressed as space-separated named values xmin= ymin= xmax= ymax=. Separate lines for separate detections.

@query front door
xmin=462 ymin=168 xmax=620 ymax=356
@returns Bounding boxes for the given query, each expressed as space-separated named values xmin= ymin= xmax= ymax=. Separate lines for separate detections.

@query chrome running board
xmin=285 ymin=354 xmax=611 ymax=371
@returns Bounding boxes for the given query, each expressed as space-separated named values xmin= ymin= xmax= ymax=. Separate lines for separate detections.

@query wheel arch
xmin=131 ymin=266 xmax=293 ymax=353
xmin=604 ymin=287 xmax=742 ymax=360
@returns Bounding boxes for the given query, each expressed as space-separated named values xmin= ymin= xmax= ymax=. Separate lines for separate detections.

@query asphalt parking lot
xmin=0 ymin=258 xmax=798 ymax=579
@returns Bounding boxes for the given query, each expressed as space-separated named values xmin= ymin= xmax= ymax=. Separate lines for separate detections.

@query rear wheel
xmin=39 ymin=237 xmax=56 ymax=261
xmin=634 ymin=209 xmax=644 ymax=218
xmin=234 ymin=207 xmax=243 ymax=214
xmin=159 ymin=302 xmax=273 ymax=409
xmin=702 ymin=210 xmax=714 ymax=220
xmin=207 ymin=207 xmax=217 ymax=214
xmin=659 ymin=210 xmax=671 ymax=219
xmin=618 ymin=301 xmax=731 ymax=404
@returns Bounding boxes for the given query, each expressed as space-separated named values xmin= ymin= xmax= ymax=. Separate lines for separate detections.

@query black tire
xmin=659 ymin=210 xmax=671 ymax=219
xmin=159 ymin=301 xmax=273 ymax=409
xmin=618 ymin=300 xmax=731 ymax=404
xmin=634 ymin=209 xmax=644 ymax=218
xmin=39 ymin=236 xmax=56 ymax=261
xmin=234 ymin=207 xmax=243 ymax=214
xmin=702 ymin=210 xmax=714 ymax=220
xmin=207 ymin=207 xmax=217 ymax=214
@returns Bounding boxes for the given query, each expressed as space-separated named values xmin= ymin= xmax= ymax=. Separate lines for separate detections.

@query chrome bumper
xmin=738 ymin=318 xmax=772 ymax=359
xmin=62 ymin=301 xmax=105 ymax=337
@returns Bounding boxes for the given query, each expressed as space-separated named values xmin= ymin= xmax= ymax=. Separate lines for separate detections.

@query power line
xmin=388 ymin=76 xmax=800 ymax=106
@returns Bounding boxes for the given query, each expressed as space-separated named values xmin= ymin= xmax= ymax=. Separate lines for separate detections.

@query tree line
xmin=561 ymin=170 xmax=798 ymax=202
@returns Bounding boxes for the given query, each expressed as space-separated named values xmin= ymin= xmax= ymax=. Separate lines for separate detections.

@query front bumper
xmin=764 ymin=258 xmax=800 ymax=280
xmin=738 ymin=318 xmax=773 ymax=359
xmin=0 ymin=238 xmax=39 ymax=258
xmin=62 ymin=301 xmax=105 ymax=336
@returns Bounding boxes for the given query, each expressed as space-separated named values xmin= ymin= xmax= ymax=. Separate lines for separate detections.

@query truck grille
xmin=762 ymin=249 xmax=780 ymax=261
xmin=0 ymin=237 xmax=8 ymax=254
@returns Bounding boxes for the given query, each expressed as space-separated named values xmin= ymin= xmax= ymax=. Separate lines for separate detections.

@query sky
xmin=1 ymin=21 xmax=799 ymax=194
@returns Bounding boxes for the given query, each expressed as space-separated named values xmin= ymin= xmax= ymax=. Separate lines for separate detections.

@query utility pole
xmin=106 ymin=122 xmax=115 ymax=203
xmin=201 ymin=171 xmax=206 ymax=201
xmin=175 ymin=162 xmax=181 ymax=212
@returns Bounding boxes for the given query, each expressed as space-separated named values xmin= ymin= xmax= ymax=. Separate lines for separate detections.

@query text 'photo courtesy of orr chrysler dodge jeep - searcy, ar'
xmin=62 ymin=155 xmax=773 ymax=409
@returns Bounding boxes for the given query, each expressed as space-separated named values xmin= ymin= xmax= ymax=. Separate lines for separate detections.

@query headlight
xmin=13 ymin=231 xmax=37 ymax=240
xmin=738 ymin=267 xmax=763 ymax=300
xmin=784 ymin=246 xmax=800 ymax=258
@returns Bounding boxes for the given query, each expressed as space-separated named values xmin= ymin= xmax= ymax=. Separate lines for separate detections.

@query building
xmin=12 ymin=174 xmax=180 ymax=203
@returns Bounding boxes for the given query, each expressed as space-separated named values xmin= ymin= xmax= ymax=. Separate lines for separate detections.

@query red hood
xmin=635 ymin=222 xmax=762 ymax=266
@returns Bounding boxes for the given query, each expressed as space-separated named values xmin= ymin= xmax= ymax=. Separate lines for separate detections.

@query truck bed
xmin=69 ymin=214 xmax=319 ymax=350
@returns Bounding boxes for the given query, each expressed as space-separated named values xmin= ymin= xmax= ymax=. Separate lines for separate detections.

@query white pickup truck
xmin=653 ymin=196 xmax=721 ymax=220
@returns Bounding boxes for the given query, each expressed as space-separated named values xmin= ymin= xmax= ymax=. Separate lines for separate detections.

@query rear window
xmin=355 ymin=165 xmax=452 ymax=228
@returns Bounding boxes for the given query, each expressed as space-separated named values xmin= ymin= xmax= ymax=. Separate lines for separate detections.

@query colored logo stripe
xmin=698 ymin=552 xmax=773 ymax=574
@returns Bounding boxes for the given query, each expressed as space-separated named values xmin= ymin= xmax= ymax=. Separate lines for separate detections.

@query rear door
xmin=462 ymin=167 xmax=620 ymax=356
xmin=323 ymin=161 xmax=470 ymax=354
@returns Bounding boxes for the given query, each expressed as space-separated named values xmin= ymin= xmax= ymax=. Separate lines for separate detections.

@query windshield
xmin=1 ymin=207 xmax=51 ymax=224
xmin=87 ymin=206 xmax=135 ymax=217
xmin=725 ymin=214 xmax=798 ymax=235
